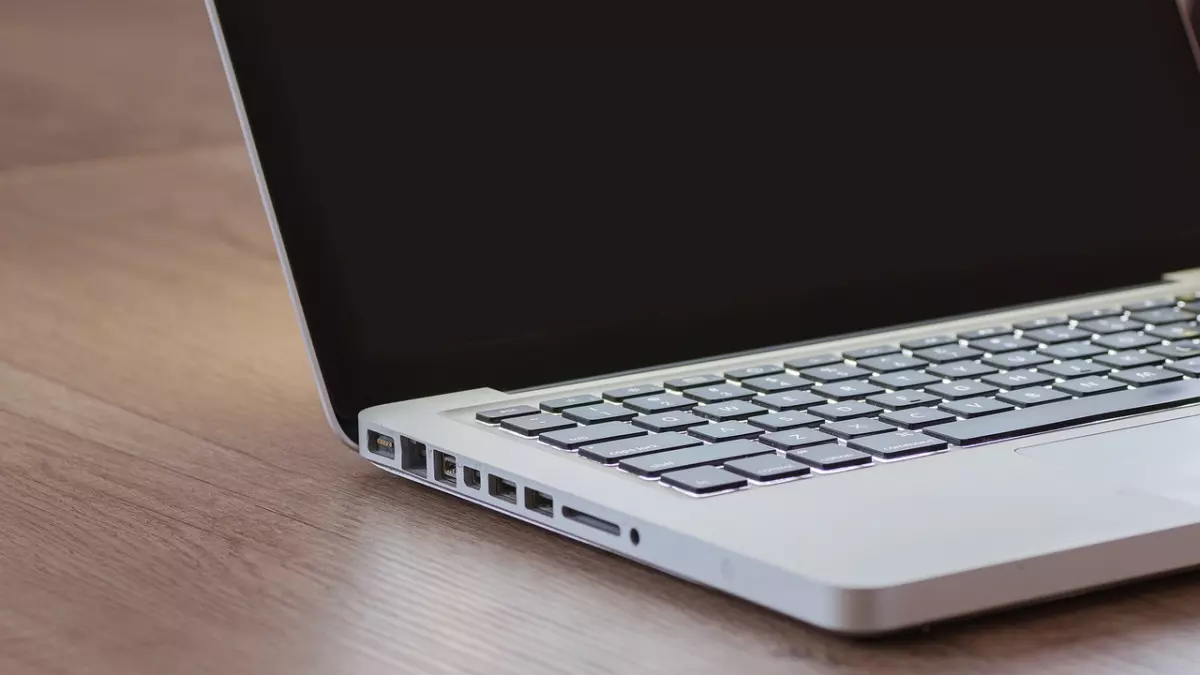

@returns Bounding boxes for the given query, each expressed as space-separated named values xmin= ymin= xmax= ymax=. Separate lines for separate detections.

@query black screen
xmin=213 ymin=2 xmax=1200 ymax=438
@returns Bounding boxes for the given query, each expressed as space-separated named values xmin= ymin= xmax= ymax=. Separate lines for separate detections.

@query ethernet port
xmin=433 ymin=450 xmax=458 ymax=487
xmin=488 ymin=475 xmax=518 ymax=504
xmin=524 ymin=488 xmax=554 ymax=517
xmin=463 ymin=466 xmax=481 ymax=490
xmin=399 ymin=436 xmax=427 ymax=476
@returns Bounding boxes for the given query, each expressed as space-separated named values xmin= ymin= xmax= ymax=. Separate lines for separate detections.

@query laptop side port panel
xmin=361 ymin=427 xmax=642 ymax=553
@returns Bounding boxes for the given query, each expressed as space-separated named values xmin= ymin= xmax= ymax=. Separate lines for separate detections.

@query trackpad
xmin=1017 ymin=414 xmax=1200 ymax=507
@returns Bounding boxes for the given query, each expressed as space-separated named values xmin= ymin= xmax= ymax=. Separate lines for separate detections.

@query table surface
xmin=4 ymin=2 xmax=1200 ymax=674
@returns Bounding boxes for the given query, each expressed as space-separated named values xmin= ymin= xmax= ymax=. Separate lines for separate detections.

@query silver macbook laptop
xmin=208 ymin=1 xmax=1200 ymax=633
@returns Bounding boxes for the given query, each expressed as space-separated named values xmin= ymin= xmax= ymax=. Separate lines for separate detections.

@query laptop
xmin=208 ymin=1 xmax=1200 ymax=633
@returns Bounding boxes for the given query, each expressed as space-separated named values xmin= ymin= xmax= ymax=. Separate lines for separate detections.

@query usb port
xmin=367 ymin=430 xmax=395 ymax=459
xmin=524 ymin=488 xmax=554 ymax=517
xmin=399 ymin=436 xmax=427 ymax=476
xmin=433 ymin=450 xmax=458 ymax=487
xmin=488 ymin=475 xmax=517 ymax=504
xmin=463 ymin=466 xmax=481 ymax=490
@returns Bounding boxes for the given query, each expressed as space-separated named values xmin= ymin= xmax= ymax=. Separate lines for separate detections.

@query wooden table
xmin=4 ymin=2 xmax=1200 ymax=673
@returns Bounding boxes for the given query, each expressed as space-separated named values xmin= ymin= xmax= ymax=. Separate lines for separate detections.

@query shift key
xmin=578 ymin=432 xmax=702 ymax=464
xmin=618 ymin=440 xmax=773 ymax=478
xmin=541 ymin=422 xmax=645 ymax=450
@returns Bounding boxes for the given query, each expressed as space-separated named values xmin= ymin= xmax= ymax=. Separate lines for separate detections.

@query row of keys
xmin=489 ymin=360 xmax=1199 ymax=441
xmin=473 ymin=297 xmax=1199 ymax=496
xmin=478 ymin=374 xmax=1200 ymax=495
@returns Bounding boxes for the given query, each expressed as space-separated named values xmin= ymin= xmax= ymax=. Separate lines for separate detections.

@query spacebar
xmin=924 ymin=380 xmax=1200 ymax=445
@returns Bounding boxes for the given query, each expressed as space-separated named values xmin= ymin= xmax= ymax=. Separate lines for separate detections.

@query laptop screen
xmin=213 ymin=2 xmax=1200 ymax=436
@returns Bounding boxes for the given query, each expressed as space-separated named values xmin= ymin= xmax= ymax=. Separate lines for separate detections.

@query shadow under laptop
xmin=351 ymin=468 xmax=1200 ymax=672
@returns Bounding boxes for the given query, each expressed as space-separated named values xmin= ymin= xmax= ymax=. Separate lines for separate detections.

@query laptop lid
xmin=211 ymin=2 xmax=1200 ymax=441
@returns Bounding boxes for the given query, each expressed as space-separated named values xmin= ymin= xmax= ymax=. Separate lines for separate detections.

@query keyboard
xmin=475 ymin=294 xmax=1200 ymax=497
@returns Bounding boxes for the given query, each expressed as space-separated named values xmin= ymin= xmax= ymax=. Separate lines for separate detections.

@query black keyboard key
xmin=602 ymin=384 xmax=665 ymax=402
xmin=1092 ymin=332 xmax=1160 ymax=351
xmin=741 ymin=374 xmax=813 ymax=393
xmin=689 ymin=421 xmax=764 ymax=442
xmin=1166 ymin=356 xmax=1200 ymax=377
xmin=969 ymin=336 xmax=1039 ymax=353
xmin=1110 ymin=368 xmax=1184 ymax=386
xmin=996 ymin=387 xmax=1072 ymax=407
xmin=563 ymin=403 xmax=638 ymax=424
xmin=1149 ymin=339 xmax=1200 ymax=359
xmin=926 ymin=380 xmax=1000 ymax=400
xmin=664 ymin=374 xmax=724 ymax=390
xmin=810 ymin=401 xmax=882 ymax=421
xmin=912 ymin=345 xmax=984 ymax=364
xmin=798 ymin=364 xmax=873 ymax=383
xmin=631 ymin=411 xmax=708 ymax=432
xmin=578 ymin=432 xmax=702 ymax=464
xmin=620 ymin=440 xmax=771 ymax=477
xmin=1021 ymin=326 xmax=1092 ymax=344
xmin=1069 ymin=307 xmax=1122 ymax=321
xmin=939 ymin=397 xmax=1014 ymax=418
xmin=753 ymin=391 xmax=827 ymax=411
xmin=868 ymin=390 xmax=943 ymax=410
xmin=784 ymin=354 xmax=843 ymax=370
xmin=821 ymin=418 xmax=897 ymax=439
xmin=879 ymin=406 xmax=957 ymax=429
xmin=1146 ymin=323 xmax=1200 ymax=340
xmin=724 ymin=364 xmax=784 ymax=380
xmin=900 ymin=335 xmax=957 ymax=350
xmin=683 ymin=384 xmax=756 ymax=403
xmin=871 ymin=370 xmax=942 ymax=390
xmin=957 ymin=326 xmax=1011 ymax=340
xmin=540 ymin=394 xmax=603 ymax=413
xmin=1014 ymin=316 xmax=1068 ymax=330
xmin=1186 ymin=301 xmax=1200 ymax=314
xmin=476 ymin=405 xmax=539 ymax=424
xmin=1076 ymin=318 xmax=1145 ymax=335
xmin=724 ymin=455 xmax=811 ymax=482
xmin=660 ymin=466 xmax=748 ymax=495
xmin=1123 ymin=297 xmax=1176 ymax=312
xmin=983 ymin=351 xmax=1053 ymax=369
xmin=843 ymin=345 xmax=901 ymax=360
xmin=926 ymin=361 xmax=998 ymax=379
xmin=786 ymin=445 xmax=873 ymax=471
xmin=541 ymin=422 xmax=646 ymax=450
xmin=1093 ymin=351 xmax=1166 ymax=369
xmin=694 ymin=400 xmax=769 ymax=422
xmin=623 ymin=393 xmax=697 ymax=414
xmin=812 ymin=380 xmax=885 ymax=401
xmin=1053 ymin=376 xmax=1127 ymax=397
xmin=848 ymin=431 xmax=948 ymax=459
xmin=925 ymin=380 xmax=1200 ymax=445
xmin=982 ymin=369 xmax=1056 ymax=390
xmin=1130 ymin=308 xmax=1196 ymax=325
xmin=501 ymin=414 xmax=577 ymax=436
xmin=747 ymin=411 xmax=823 ymax=432
xmin=856 ymin=354 xmax=927 ymax=373
xmin=1039 ymin=360 xmax=1110 ymax=379
xmin=759 ymin=428 xmax=838 ymax=451
xmin=1040 ymin=342 xmax=1107 ymax=360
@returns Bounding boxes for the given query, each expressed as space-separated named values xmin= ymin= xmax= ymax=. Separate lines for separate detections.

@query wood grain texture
xmin=3 ymin=2 xmax=1200 ymax=674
